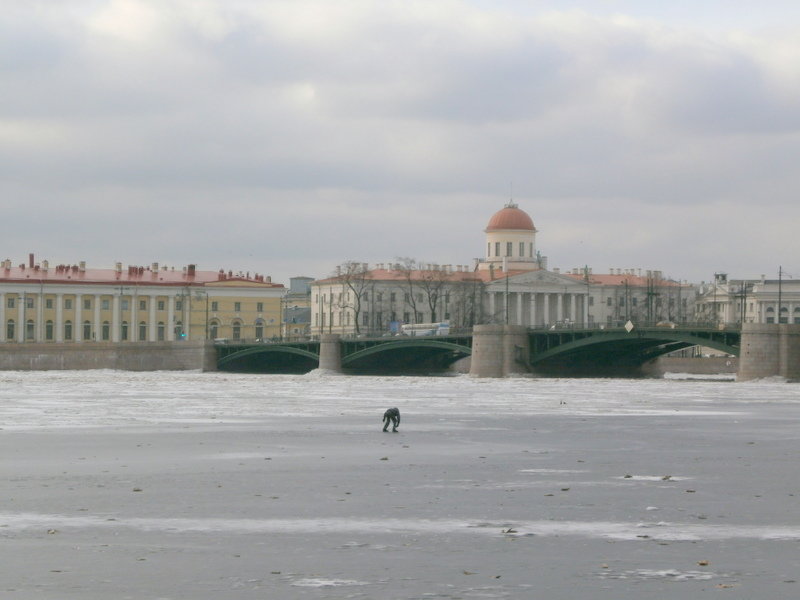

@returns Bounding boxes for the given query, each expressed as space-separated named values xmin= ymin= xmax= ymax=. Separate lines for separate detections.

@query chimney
xmin=151 ymin=262 xmax=158 ymax=272
xmin=79 ymin=261 xmax=86 ymax=272
xmin=29 ymin=253 xmax=34 ymax=268
xmin=188 ymin=264 xmax=196 ymax=277
xmin=115 ymin=262 xmax=122 ymax=273
xmin=42 ymin=260 xmax=49 ymax=272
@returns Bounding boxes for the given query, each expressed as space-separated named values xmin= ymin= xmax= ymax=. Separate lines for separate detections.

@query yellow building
xmin=0 ymin=256 xmax=286 ymax=343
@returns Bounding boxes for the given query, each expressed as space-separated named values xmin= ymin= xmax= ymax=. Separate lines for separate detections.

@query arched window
xmin=175 ymin=321 xmax=183 ymax=339
xmin=209 ymin=320 xmax=220 ymax=340
xmin=64 ymin=320 xmax=73 ymax=341
xmin=83 ymin=320 xmax=92 ymax=341
xmin=232 ymin=320 xmax=242 ymax=341
xmin=46 ymin=320 xmax=54 ymax=341
xmin=26 ymin=319 xmax=35 ymax=340
xmin=102 ymin=321 xmax=110 ymax=341
xmin=121 ymin=321 xmax=129 ymax=341
xmin=139 ymin=321 xmax=147 ymax=341
xmin=157 ymin=322 xmax=165 ymax=341
xmin=6 ymin=319 xmax=14 ymax=340
xmin=255 ymin=319 xmax=265 ymax=340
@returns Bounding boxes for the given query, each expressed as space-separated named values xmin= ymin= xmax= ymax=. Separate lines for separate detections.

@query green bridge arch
xmin=341 ymin=339 xmax=472 ymax=367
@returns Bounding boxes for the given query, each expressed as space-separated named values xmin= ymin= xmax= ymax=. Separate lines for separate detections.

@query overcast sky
xmin=3 ymin=1 xmax=799 ymax=285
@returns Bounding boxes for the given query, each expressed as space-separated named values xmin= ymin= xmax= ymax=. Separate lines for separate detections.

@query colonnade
xmin=486 ymin=290 xmax=589 ymax=327
xmin=0 ymin=291 xmax=185 ymax=343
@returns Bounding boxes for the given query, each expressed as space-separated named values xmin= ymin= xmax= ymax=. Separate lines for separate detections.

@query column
xmin=0 ymin=293 xmax=5 ymax=342
xmin=75 ymin=295 xmax=83 ymax=341
xmin=167 ymin=296 xmax=175 ymax=341
xmin=570 ymin=294 xmax=576 ymax=324
xmin=36 ymin=291 xmax=44 ymax=342
xmin=543 ymin=294 xmax=550 ymax=326
xmin=583 ymin=293 xmax=589 ymax=325
xmin=131 ymin=293 xmax=138 ymax=342
xmin=112 ymin=294 xmax=121 ymax=342
xmin=56 ymin=294 xmax=64 ymax=342
xmin=93 ymin=295 xmax=101 ymax=342
xmin=489 ymin=292 xmax=496 ymax=323
xmin=516 ymin=292 xmax=523 ymax=326
xmin=556 ymin=293 xmax=563 ymax=323
xmin=18 ymin=296 xmax=25 ymax=342
xmin=529 ymin=293 xmax=537 ymax=328
xmin=149 ymin=296 xmax=157 ymax=341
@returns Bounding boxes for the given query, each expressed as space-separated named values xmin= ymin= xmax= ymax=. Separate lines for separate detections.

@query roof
xmin=0 ymin=263 xmax=284 ymax=288
xmin=485 ymin=203 xmax=535 ymax=232
xmin=313 ymin=268 xmax=488 ymax=285
xmin=562 ymin=273 xmax=686 ymax=287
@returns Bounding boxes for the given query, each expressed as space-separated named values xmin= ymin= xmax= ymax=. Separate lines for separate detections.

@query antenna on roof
xmin=505 ymin=181 xmax=518 ymax=209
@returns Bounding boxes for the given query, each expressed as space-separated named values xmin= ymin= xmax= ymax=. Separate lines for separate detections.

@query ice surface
xmin=1 ymin=370 xmax=798 ymax=599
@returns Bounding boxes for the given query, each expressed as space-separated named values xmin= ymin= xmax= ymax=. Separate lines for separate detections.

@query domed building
xmin=479 ymin=202 xmax=544 ymax=272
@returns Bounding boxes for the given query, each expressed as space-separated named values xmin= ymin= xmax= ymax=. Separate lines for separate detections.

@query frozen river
xmin=1 ymin=370 xmax=798 ymax=599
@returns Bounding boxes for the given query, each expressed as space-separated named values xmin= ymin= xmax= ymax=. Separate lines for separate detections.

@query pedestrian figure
xmin=382 ymin=407 xmax=400 ymax=432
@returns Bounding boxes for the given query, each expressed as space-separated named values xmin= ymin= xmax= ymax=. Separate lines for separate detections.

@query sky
xmin=2 ymin=0 xmax=799 ymax=286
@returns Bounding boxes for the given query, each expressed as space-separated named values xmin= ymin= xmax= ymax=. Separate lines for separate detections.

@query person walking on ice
xmin=382 ymin=407 xmax=400 ymax=432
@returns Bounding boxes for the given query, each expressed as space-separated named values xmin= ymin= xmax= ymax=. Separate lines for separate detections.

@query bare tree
xmin=333 ymin=261 xmax=373 ymax=334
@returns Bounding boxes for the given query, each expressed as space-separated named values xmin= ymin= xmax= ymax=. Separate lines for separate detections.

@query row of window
xmin=4 ymin=297 xmax=267 ymax=313
xmin=4 ymin=318 xmax=275 ymax=341
xmin=315 ymin=311 xmax=450 ymax=328
xmin=488 ymin=241 xmax=534 ymax=259
xmin=317 ymin=292 xmax=452 ymax=305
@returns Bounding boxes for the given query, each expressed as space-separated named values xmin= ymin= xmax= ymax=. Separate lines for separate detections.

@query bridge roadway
xmin=214 ymin=324 xmax=741 ymax=376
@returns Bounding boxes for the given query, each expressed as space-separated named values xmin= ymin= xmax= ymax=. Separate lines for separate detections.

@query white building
xmin=310 ymin=203 xmax=696 ymax=336
xmin=696 ymin=272 xmax=800 ymax=325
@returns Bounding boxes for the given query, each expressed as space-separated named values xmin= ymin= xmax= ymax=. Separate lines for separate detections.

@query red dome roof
xmin=485 ymin=203 xmax=535 ymax=232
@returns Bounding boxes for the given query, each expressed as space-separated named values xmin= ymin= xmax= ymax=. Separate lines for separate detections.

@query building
xmin=695 ymin=272 xmax=800 ymax=325
xmin=310 ymin=203 xmax=696 ymax=336
xmin=282 ymin=276 xmax=313 ymax=339
xmin=0 ymin=255 xmax=285 ymax=343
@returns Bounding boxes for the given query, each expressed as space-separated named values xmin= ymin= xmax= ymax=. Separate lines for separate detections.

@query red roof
xmin=0 ymin=263 xmax=284 ymax=288
xmin=485 ymin=204 xmax=535 ymax=232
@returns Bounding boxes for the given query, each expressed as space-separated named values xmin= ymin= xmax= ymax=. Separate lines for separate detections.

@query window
xmin=121 ymin=300 xmax=129 ymax=311
xmin=495 ymin=242 xmax=500 ymax=256
xmin=519 ymin=242 xmax=524 ymax=257
xmin=174 ymin=321 xmax=183 ymax=338
xmin=488 ymin=243 xmax=491 ymax=257
xmin=211 ymin=301 xmax=218 ymax=311
xmin=376 ymin=311 xmax=383 ymax=325
xmin=26 ymin=297 xmax=34 ymax=309
xmin=102 ymin=321 xmax=110 ymax=341
xmin=529 ymin=243 xmax=533 ymax=257
xmin=157 ymin=322 xmax=165 ymax=341
xmin=175 ymin=301 xmax=182 ymax=311
xmin=255 ymin=320 xmax=264 ymax=339
xmin=209 ymin=321 xmax=219 ymax=339
xmin=84 ymin=299 xmax=91 ymax=310
xmin=363 ymin=293 xmax=368 ymax=302
xmin=101 ymin=299 xmax=110 ymax=310
xmin=416 ymin=312 xmax=424 ymax=322
xmin=377 ymin=293 xmax=383 ymax=302
xmin=139 ymin=321 xmax=147 ymax=341
xmin=588 ymin=297 xmax=594 ymax=306
xmin=64 ymin=320 xmax=73 ymax=341
xmin=362 ymin=312 xmax=369 ymax=326
xmin=121 ymin=321 xmax=129 ymax=341
xmin=390 ymin=292 xmax=396 ymax=302
xmin=83 ymin=321 xmax=92 ymax=340
xmin=234 ymin=302 xmax=241 ymax=312
xmin=45 ymin=320 xmax=54 ymax=340
xmin=26 ymin=319 xmax=35 ymax=340
xmin=404 ymin=293 xmax=410 ymax=303
xmin=139 ymin=300 xmax=147 ymax=310
xmin=157 ymin=300 xmax=165 ymax=311
xmin=46 ymin=299 xmax=53 ymax=309
xmin=232 ymin=321 xmax=241 ymax=340
xmin=619 ymin=298 xmax=625 ymax=306
xmin=257 ymin=302 xmax=264 ymax=312
xmin=606 ymin=298 xmax=612 ymax=306
xmin=403 ymin=312 xmax=410 ymax=323
xmin=7 ymin=297 xmax=14 ymax=309
xmin=6 ymin=319 xmax=14 ymax=339
xmin=632 ymin=298 xmax=638 ymax=307
xmin=506 ymin=242 xmax=512 ymax=257
xmin=65 ymin=299 xmax=73 ymax=310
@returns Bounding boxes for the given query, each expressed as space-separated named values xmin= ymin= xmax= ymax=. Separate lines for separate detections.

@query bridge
xmin=214 ymin=324 xmax=742 ymax=377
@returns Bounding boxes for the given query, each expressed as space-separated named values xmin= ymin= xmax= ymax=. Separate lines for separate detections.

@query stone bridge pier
xmin=738 ymin=323 xmax=800 ymax=381
xmin=318 ymin=334 xmax=343 ymax=373
xmin=469 ymin=324 xmax=530 ymax=378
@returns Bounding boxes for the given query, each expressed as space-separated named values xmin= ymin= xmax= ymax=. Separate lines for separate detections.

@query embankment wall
xmin=0 ymin=341 xmax=216 ymax=372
